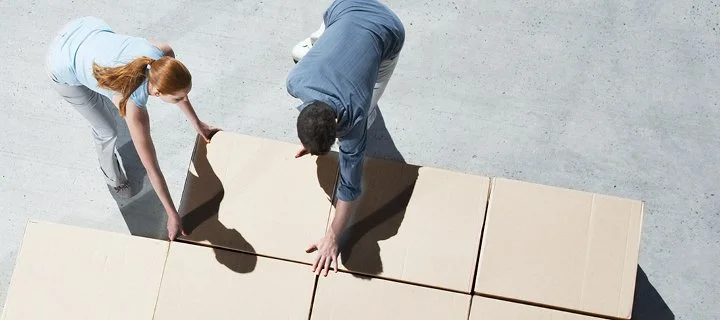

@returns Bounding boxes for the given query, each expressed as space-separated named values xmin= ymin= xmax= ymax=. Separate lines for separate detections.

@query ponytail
xmin=93 ymin=56 xmax=154 ymax=117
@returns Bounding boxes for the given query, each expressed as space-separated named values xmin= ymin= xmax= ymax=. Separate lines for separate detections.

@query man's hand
xmin=167 ymin=213 xmax=187 ymax=241
xmin=295 ymin=146 xmax=309 ymax=158
xmin=306 ymin=231 xmax=340 ymax=276
xmin=197 ymin=121 xmax=222 ymax=143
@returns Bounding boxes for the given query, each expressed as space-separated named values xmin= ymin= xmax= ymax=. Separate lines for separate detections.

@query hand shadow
xmin=632 ymin=265 xmax=675 ymax=319
xmin=319 ymin=108 xmax=418 ymax=279
xmin=176 ymin=134 xmax=257 ymax=273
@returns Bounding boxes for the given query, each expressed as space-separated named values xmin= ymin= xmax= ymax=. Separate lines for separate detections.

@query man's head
xmin=296 ymin=101 xmax=337 ymax=155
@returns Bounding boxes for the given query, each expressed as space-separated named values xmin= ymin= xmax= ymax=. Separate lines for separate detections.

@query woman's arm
xmin=176 ymin=96 xmax=220 ymax=142
xmin=123 ymin=98 xmax=186 ymax=240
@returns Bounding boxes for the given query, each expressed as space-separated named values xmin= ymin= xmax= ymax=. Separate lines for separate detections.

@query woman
xmin=45 ymin=16 xmax=219 ymax=240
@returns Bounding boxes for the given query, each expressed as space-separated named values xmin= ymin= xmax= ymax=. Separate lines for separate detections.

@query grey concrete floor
xmin=0 ymin=0 xmax=717 ymax=319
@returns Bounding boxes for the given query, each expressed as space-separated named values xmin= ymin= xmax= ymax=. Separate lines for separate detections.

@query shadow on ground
xmin=632 ymin=265 xmax=675 ymax=320
xmin=109 ymin=113 xmax=167 ymax=240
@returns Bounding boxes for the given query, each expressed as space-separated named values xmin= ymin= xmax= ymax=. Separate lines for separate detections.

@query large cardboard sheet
xmin=178 ymin=131 xmax=338 ymax=264
xmin=329 ymin=156 xmax=489 ymax=292
xmin=1 ymin=221 xmax=168 ymax=320
xmin=154 ymin=242 xmax=315 ymax=319
xmin=475 ymin=178 xmax=644 ymax=319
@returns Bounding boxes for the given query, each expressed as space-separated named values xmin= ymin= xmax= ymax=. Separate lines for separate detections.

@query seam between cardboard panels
xmin=469 ymin=177 xmax=494 ymax=295
xmin=472 ymin=292 xmax=622 ymax=320
xmin=151 ymin=243 xmax=172 ymax=320
xmin=334 ymin=268 xmax=471 ymax=295
xmin=179 ymin=237 xmax=474 ymax=296
xmin=579 ymin=194 xmax=596 ymax=307
xmin=465 ymin=290 xmax=474 ymax=320
xmin=308 ymin=275 xmax=319 ymax=320
xmin=175 ymin=239 xmax=314 ymax=266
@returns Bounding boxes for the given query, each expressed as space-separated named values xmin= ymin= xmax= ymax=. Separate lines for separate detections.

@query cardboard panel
xmin=311 ymin=271 xmax=470 ymax=319
xmin=328 ymin=157 xmax=489 ymax=292
xmin=475 ymin=178 xmax=644 ymax=319
xmin=469 ymin=296 xmax=603 ymax=319
xmin=1 ymin=221 xmax=168 ymax=320
xmin=178 ymin=131 xmax=338 ymax=264
xmin=153 ymin=242 xmax=315 ymax=319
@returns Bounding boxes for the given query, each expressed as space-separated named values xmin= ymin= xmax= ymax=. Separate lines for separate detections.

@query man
xmin=286 ymin=0 xmax=405 ymax=276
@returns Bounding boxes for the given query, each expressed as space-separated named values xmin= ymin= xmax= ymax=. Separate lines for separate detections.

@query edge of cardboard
xmin=177 ymin=133 xmax=202 ymax=217
xmin=467 ymin=176 xmax=495 ymax=317
xmin=620 ymin=199 xmax=645 ymax=319
xmin=324 ymin=158 xmax=491 ymax=292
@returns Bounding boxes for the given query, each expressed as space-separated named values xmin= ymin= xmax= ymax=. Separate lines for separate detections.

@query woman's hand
xmin=166 ymin=211 xmax=187 ymax=241
xmin=197 ymin=121 xmax=222 ymax=143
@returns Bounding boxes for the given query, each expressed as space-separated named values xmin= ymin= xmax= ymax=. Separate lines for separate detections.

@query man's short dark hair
xmin=297 ymin=101 xmax=337 ymax=155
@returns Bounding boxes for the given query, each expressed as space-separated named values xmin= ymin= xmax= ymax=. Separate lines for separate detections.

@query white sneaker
xmin=292 ymin=22 xmax=326 ymax=63
xmin=292 ymin=37 xmax=313 ymax=63
xmin=367 ymin=104 xmax=378 ymax=129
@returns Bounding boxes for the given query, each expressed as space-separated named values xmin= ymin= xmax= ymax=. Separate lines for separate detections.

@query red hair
xmin=93 ymin=56 xmax=191 ymax=116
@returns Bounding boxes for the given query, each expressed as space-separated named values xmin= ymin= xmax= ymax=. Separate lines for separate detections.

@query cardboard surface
xmin=329 ymin=156 xmax=489 ymax=292
xmin=475 ymin=178 xmax=644 ymax=319
xmin=469 ymin=296 xmax=603 ymax=319
xmin=154 ymin=241 xmax=315 ymax=319
xmin=1 ymin=221 xmax=168 ymax=320
xmin=311 ymin=271 xmax=470 ymax=319
xmin=178 ymin=131 xmax=338 ymax=264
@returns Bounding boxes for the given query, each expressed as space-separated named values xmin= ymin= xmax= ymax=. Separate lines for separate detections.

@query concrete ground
xmin=0 ymin=0 xmax=717 ymax=318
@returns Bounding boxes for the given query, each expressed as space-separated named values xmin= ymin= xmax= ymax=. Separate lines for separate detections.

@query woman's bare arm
xmin=122 ymin=98 xmax=185 ymax=239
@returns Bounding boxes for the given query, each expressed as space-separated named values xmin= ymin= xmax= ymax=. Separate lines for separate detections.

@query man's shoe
xmin=291 ymin=23 xmax=326 ymax=63
xmin=292 ymin=37 xmax=313 ymax=63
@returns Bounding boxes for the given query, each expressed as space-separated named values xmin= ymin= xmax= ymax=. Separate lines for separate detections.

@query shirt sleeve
xmin=129 ymin=78 xmax=149 ymax=109
xmin=129 ymin=44 xmax=164 ymax=109
xmin=335 ymin=121 xmax=368 ymax=202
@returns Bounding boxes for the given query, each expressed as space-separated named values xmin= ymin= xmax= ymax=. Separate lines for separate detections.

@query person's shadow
xmin=318 ymin=108 xmax=418 ymax=279
xmin=175 ymin=134 xmax=257 ymax=273
xmin=110 ymin=117 xmax=256 ymax=273
xmin=632 ymin=265 xmax=675 ymax=319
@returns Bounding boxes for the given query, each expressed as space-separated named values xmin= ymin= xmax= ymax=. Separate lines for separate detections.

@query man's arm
xmin=306 ymin=124 xmax=367 ymax=276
